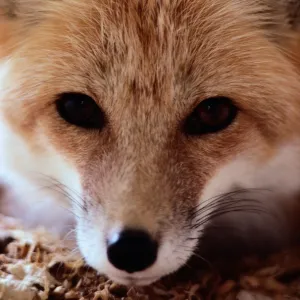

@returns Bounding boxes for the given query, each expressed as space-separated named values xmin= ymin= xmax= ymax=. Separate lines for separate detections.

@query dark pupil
xmin=64 ymin=98 xmax=95 ymax=122
xmin=185 ymin=97 xmax=236 ymax=135
xmin=198 ymin=102 xmax=230 ymax=126
xmin=56 ymin=92 xmax=104 ymax=129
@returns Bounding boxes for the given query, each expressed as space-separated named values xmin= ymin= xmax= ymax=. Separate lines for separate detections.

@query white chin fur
xmin=107 ymin=275 xmax=160 ymax=286
xmin=0 ymin=117 xmax=81 ymax=239
xmin=76 ymin=214 xmax=199 ymax=286
xmin=201 ymin=141 xmax=300 ymax=201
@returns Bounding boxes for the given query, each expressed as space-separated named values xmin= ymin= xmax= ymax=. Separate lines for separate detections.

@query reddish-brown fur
xmin=0 ymin=0 xmax=300 ymax=285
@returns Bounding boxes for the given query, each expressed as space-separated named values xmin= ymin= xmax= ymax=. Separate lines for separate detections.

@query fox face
xmin=1 ymin=0 xmax=300 ymax=286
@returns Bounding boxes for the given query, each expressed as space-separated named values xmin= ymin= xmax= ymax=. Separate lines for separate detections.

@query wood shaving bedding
xmin=0 ymin=215 xmax=300 ymax=300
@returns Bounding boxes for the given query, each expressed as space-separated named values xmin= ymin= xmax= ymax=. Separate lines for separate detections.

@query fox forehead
xmin=0 ymin=0 xmax=299 ymax=173
xmin=0 ymin=0 xmax=299 ymax=191
xmin=3 ymin=0 xmax=299 ymax=140
xmin=7 ymin=0 xmax=278 ymax=93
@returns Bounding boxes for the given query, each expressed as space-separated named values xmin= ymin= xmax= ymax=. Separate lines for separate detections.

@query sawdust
xmin=0 ymin=215 xmax=300 ymax=300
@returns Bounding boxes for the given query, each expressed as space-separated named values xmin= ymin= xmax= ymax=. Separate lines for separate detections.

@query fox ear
xmin=0 ymin=0 xmax=44 ymax=21
xmin=260 ymin=1 xmax=300 ymax=31
xmin=250 ymin=0 xmax=300 ymax=69
xmin=261 ymin=1 xmax=300 ymax=66
xmin=0 ymin=0 xmax=44 ymax=57
xmin=282 ymin=0 xmax=300 ymax=30
xmin=281 ymin=0 xmax=300 ymax=68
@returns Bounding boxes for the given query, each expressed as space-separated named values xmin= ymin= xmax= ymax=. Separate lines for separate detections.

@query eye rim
xmin=184 ymin=96 xmax=238 ymax=136
xmin=55 ymin=92 xmax=106 ymax=129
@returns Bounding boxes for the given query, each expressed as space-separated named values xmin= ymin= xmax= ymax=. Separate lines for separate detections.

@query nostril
xmin=107 ymin=229 xmax=158 ymax=273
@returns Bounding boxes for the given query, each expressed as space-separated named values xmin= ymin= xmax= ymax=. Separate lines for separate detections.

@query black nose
xmin=107 ymin=229 xmax=158 ymax=273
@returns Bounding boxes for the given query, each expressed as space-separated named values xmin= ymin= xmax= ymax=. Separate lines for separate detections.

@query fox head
xmin=1 ymin=0 xmax=300 ymax=286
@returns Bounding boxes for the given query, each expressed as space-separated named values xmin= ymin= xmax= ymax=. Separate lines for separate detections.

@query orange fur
xmin=0 ymin=0 xmax=300 ymax=285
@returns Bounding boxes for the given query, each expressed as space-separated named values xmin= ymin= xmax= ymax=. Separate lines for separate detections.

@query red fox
xmin=0 ymin=0 xmax=300 ymax=286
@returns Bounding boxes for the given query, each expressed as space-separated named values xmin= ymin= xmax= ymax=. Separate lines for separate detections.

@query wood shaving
xmin=1 ymin=215 xmax=300 ymax=300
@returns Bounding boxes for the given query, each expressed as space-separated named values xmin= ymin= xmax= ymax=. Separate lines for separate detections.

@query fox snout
xmin=74 ymin=147 xmax=201 ymax=285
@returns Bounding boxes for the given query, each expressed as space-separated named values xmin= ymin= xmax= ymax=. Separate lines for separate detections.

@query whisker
xmin=186 ymin=188 xmax=270 ymax=219
xmin=193 ymin=207 xmax=271 ymax=230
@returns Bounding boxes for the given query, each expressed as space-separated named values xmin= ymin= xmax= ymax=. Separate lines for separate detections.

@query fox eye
xmin=184 ymin=96 xmax=237 ymax=135
xmin=56 ymin=92 xmax=105 ymax=129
